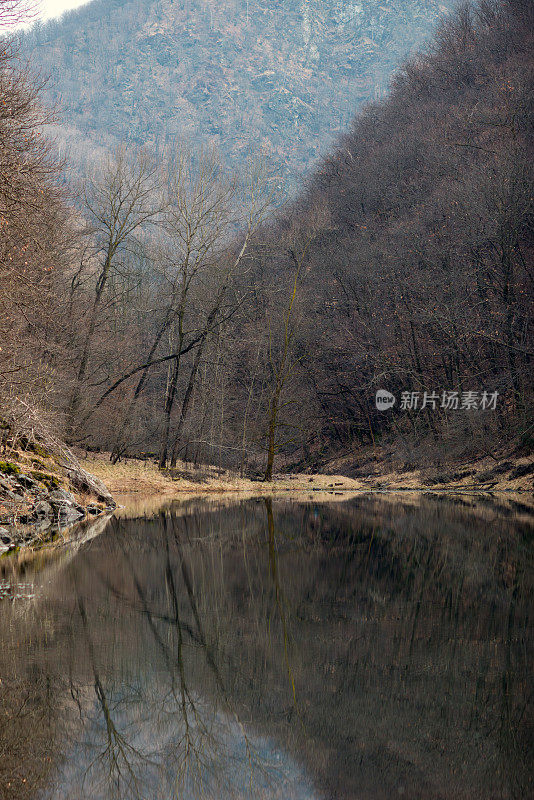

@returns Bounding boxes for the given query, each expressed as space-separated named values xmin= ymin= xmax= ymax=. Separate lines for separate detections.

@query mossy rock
xmin=0 ymin=461 xmax=21 ymax=476
xmin=28 ymin=442 xmax=50 ymax=458
xmin=29 ymin=471 xmax=61 ymax=490
xmin=30 ymin=470 xmax=50 ymax=482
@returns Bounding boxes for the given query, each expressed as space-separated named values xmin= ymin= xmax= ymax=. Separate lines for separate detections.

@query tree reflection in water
xmin=0 ymin=495 xmax=531 ymax=800
xmin=51 ymin=511 xmax=315 ymax=800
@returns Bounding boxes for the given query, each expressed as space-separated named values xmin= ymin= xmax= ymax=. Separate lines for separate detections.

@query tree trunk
xmin=67 ymin=252 xmax=112 ymax=436
xmin=264 ymin=386 xmax=280 ymax=481
xmin=169 ymin=331 xmax=209 ymax=467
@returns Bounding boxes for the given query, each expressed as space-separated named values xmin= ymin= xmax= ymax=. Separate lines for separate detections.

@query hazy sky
xmin=5 ymin=0 xmax=90 ymax=29
xmin=38 ymin=0 xmax=90 ymax=20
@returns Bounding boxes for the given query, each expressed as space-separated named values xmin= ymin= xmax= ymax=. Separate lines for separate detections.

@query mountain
xmin=22 ymin=0 xmax=452 ymax=185
xmin=3 ymin=0 xmax=531 ymax=476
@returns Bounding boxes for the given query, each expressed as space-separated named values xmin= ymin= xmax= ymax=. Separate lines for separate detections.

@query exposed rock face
xmin=48 ymin=489 xmax=77 ymax=503
xmin=22 ymin=0 xmax=452 ymax=187
xmin=33 ymin=500 xmax=52 ymax=517
xmin=66 ymin=465 xmax=114 ymax=505
xmin=0 ymin=438 xmax=115 ymax=552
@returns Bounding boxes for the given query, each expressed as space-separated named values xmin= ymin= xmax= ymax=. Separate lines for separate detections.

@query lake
xmin=0 ymin=494 xmax=532 ymax=800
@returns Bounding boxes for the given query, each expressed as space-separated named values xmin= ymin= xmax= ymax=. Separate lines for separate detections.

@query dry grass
xmin=326 ymin=451 xmax=534 ymax=492
xmin=80 ymin=450 xmax=533 ymax=514
xmin=79 ymin=451 xmax=367 ymax=496
xmin=79 ymin=455 xmax=177 ymax=494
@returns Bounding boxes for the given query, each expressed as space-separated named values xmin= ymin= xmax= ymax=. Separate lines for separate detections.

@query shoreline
xmin=80 ymin=451 xmax=534 ymax=497
xmin=1 ymin=448 xmax=531 ymax=561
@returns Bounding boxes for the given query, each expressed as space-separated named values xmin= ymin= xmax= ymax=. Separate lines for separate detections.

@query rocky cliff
xmin=21 ymin=0 xmax=451 ymax=186
xmin=0 ymin=422 xmax=115 ymax=553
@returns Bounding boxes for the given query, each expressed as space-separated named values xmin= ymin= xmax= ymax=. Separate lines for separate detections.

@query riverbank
xmin=80 ymin=450 xmax=533 ymax=495
xmin=1 ymin=442 xmax=531 ymax=557
xmin=0 ymin=434 xmax=115 ymax=554
xmin=79 ymin=452 xmax=365 ymax=495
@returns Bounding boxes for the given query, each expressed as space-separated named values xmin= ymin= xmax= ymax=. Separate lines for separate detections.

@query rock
xmin=0 ymin=483 xmax=17 ymax=500
xmin=49 ymin=488 xmax=76 ymax=504
xmin=55 ymin=503 xmax=84 ymax=524
xmin=16 ymin=474 xmax=38 ymax=490
xmin=66 ymin=467 xmax=115 ymax=506
xmin=33 ymin=500 xmax=52 ymax=518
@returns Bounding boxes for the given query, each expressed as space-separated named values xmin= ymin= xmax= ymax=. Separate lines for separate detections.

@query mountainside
xmin=4 ymin=0 xmax=530 ymax=481
xmin=22 ymin=0 xmax=451 ymax=184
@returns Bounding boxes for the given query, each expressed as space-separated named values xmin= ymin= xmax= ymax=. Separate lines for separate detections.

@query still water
xmin=0 ymin=495 xmax=532 ymax=800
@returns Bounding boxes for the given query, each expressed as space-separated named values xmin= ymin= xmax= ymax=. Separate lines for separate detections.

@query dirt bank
xmin=80 ymin=450 xmax=533 ymax=496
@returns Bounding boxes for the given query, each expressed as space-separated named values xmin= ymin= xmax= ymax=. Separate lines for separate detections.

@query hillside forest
xmin=1 ymin=0 xmax=532 ymax=478
xmin=22 ymin=0 xmax=453 ymax=187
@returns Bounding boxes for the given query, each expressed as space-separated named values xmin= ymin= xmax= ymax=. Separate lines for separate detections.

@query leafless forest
xmin=1 ymin=0 xmax=532 ymax=476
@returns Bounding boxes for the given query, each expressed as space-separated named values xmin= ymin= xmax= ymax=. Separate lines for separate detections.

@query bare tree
xmin=157 ymin=148 xmax=277 ymax=467
xmin=262 ymin=208 xmax=325 ymax=480
xmin=0 ymin=0 xmax=39 ymax=33
xmin=67 ymin=146 xmax=163 ymax=432
xmin=0 ymin=2 xmax=71 ymax=420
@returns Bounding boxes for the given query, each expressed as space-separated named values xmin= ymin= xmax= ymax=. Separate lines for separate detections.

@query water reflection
xmin=0 ymin=495 xmax=532 ymax=800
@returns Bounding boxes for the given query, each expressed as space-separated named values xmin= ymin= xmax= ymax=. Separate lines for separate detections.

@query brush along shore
xmin=81 ymin=450 xmax=533 ymax=496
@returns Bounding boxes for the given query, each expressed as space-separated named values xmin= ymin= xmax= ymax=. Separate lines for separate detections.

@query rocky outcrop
xmin=0 ymin=441 xmax=115 ymax=553
xmin=66 ymin=465 xmax=114 ymax=505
